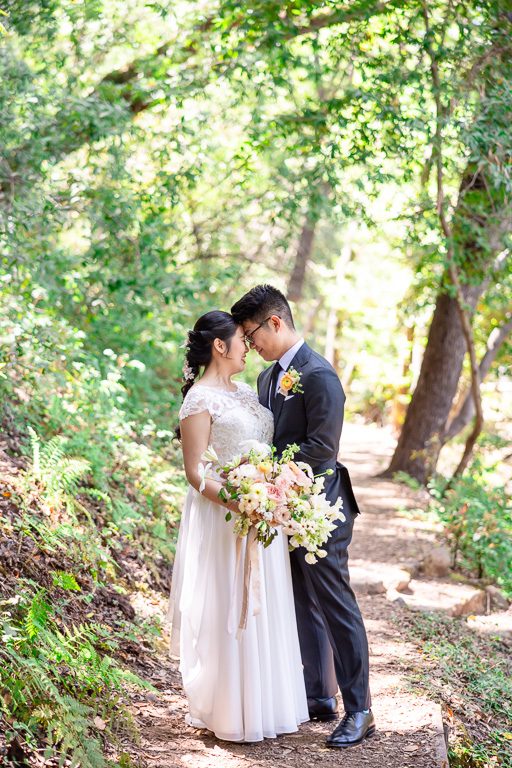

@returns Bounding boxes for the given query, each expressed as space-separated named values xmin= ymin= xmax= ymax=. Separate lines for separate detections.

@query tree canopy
xmin=1 ymin=0 xmax=511 ymax=478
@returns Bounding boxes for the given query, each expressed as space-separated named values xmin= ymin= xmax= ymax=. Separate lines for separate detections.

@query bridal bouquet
xmin=199 ymin=440 xmax=345 ymax=563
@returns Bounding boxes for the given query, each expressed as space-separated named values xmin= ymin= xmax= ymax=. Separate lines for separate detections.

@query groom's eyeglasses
xmin=244 ymin=316 xmax=274 ymax=345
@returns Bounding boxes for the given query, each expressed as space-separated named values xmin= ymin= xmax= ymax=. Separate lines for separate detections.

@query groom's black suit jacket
xmin=257 ymin=342 xmax=360 ymax=517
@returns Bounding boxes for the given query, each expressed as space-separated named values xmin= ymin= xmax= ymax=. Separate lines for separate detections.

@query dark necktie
xmin=269 ymin=363 xmax=282 ymax=410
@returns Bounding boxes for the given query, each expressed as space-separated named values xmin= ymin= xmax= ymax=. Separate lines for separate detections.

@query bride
xmin=168 ymin=310 xmax=308 ymax=742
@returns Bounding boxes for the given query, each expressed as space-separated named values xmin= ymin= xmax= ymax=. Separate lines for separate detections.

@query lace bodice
xmin=179 ymin=381 xmax=274 ymax=466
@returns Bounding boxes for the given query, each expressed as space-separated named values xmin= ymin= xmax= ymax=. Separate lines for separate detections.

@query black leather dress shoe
xmin=307 ymin=697 xmax=339 ymax=722
xmin=326 ymin=710 xmax=376 ymax=747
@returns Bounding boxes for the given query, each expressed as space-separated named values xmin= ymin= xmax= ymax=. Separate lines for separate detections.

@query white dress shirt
xmin=268 ymin=338 xmax=305 ymax=407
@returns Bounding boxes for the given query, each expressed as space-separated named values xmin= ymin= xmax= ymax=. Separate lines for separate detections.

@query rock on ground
xmin=421 ymin=547 xmax=451 ymax=578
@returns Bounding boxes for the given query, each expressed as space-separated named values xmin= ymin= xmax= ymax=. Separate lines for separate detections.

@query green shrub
xmin=429 ymin=462 xmax=512 ymax=596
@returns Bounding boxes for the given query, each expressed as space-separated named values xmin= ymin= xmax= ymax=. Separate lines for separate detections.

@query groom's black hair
xmin=231 ymin=285 xmax=295 ymax=329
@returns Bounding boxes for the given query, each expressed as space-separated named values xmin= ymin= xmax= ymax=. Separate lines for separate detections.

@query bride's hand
xmin=227 ymin=499 xmax=240 ymax=514
xmin=220 ymin=455 xmax=249 ymax=480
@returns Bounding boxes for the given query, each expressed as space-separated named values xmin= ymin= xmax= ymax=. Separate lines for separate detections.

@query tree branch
xmin=282 ymin=0 xmax=410 ymax=40
xmin=98 ymin=0 xmax=408 ymax=94
xmin=174 ymin=249 xmax=266 ymax=270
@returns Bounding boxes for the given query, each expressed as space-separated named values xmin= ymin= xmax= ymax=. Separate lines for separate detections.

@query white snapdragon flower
xmin=312 ymin=477 xmax=325 ymax=493
xmin=197 ymin=462 xmax=212 ymax=493
xmin=329 ymin=497 xmax=345 ymax=522
xmin=305 ymin=552 xmax=317 ymax=565
xmin=201 ymin=446 xmax=219 ymax=463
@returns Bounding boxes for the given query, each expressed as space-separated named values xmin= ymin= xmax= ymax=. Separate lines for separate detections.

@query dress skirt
xmin=168 ymin=486 xmax=309 ymax=742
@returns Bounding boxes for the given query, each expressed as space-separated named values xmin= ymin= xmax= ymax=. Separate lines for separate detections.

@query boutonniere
xmin=278 ymin=367 xmax=304 ymax=398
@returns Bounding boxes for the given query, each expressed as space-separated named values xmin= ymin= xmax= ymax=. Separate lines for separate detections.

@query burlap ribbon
xmin=227 ymin=526 xmax=261 ymax=640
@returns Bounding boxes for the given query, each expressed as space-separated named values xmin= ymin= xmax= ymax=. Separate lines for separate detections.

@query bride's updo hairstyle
xmin=175 ymin=310 xmax=238 ymax=440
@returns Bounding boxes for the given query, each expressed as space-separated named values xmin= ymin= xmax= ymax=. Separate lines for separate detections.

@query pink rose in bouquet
xmin=275 ymin=465 xmax=296 ymax=492
xmin=264 ymin=483 xmax=286 ymax=505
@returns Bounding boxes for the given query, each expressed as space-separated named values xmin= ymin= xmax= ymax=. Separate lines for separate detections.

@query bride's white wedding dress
xmin=168 ymin=381 xmax=308 ymax=742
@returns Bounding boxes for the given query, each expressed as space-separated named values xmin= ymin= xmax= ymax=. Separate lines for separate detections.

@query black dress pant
xmin=290 ymin=510 xmax=371 ymax=713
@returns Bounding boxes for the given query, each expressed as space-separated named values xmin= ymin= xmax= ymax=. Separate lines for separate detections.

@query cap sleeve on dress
xmin=179 ymin=388 xmax=211 ymax=421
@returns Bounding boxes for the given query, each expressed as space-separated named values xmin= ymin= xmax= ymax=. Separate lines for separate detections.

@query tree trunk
xmin=384 ymin=283 xmax=483 ymax=483
xmin=324 ymin=306 xmax=337 ymax=366
xmin=444 ymin=312 xmax=512 ymax=440
xmin=325 ymin=309 xmax=343 ymax=374
xmin=323 ymin=226 xmax=355 ymax=366
xmin=301 ymin=295 xmax=323 ymax=338
xmin=287 ymin=216 xmax=316 ymax=303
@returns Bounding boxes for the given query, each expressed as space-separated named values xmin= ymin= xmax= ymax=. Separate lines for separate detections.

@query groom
xmin=231 ymin=285 xmax=374 ymax=748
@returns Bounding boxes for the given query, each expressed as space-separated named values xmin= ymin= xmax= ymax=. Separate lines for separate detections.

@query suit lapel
xmin=273 ymin=343 xmax=312 ymax=429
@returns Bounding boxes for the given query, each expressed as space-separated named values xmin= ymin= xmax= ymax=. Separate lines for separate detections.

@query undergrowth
xmin=394 ymin=456 xmax=512 ymax=598
xmin=0 ymin=422 xmax=177 ymax=766
xmin=402 ymin=611 xmax=512 ymax=768
xmin=1 ymin=583 xmax=148 ymax=768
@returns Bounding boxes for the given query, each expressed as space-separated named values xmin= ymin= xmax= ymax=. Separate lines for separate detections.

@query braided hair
xmin=175 ymin=310 xmax=238 ymax=440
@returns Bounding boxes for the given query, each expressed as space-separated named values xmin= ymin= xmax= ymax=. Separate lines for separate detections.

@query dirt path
xmin=123 ymin=424 xmax=449 ymax=768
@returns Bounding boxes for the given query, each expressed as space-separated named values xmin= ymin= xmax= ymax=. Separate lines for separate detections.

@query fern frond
xmin=24 ymin=590 xmax=51 ymax=639
xmin=46 ymin=457 xmax=91 ymax=497
xmin=40 ymin=435 xmax=67 ymax=471
xmin=51 ymin=571 xmax=80 ymax=591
